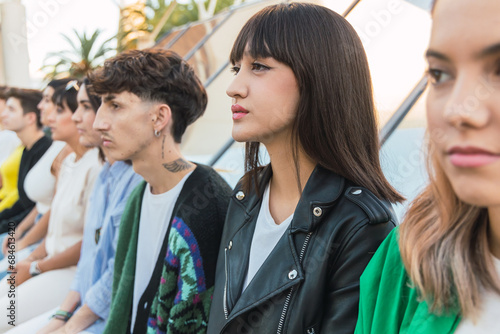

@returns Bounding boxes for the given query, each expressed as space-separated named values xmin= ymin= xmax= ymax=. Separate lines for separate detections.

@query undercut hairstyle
xmin=89 ymin=48 xmax=208 ymax=143
xmin=53 ymin=80 xmax=81 ymax=113
xmin=7 ymin=88 xmax=43 ymax=129
xmin=47 ymin=78 xmax=73 ymax=103
xmin=231 ymin=2 xmax=403 ymax=203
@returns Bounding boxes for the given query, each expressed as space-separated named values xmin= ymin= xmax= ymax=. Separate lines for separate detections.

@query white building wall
xmin=0 ymin=0 xmax=30 ymax=87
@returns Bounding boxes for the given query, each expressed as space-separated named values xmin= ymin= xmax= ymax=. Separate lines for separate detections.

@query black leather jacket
xmin=207 ymin=165 xmax=397 ymax=334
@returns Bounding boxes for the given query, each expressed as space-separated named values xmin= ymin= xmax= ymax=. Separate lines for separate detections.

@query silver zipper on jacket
xmin=223 ymin=247 xmax=229 ymax=319
xmin=306 ymin=328 xmax=316 ymax=334
xmin=277 ymin=232 xmax=313 ymax=334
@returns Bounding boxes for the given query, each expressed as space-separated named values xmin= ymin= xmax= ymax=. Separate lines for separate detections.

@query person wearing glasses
xmin=0 ymin=81 xmax=102 ymax=331
xmin=355 ymin=0 xmax=500 ymax=333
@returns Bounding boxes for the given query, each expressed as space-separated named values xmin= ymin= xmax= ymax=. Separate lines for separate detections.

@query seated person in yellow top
xmin=0 ymin=146 xmax=23 ymax=211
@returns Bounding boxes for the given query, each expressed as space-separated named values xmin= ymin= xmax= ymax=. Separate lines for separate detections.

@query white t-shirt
xmin=45 ymin=148 xmax=102 ymax=257
xmin=455 ymin=256 xmax=500 ymax=333
xmin=242 ymin=183 xmax=293 ymax=291
xmin=24 ymin=141 xmax=66 ymax=214
xmin=131 ymin=171 xmax=193 ymax=330
xmin=0 ymin=130 xmax=21 ymax=165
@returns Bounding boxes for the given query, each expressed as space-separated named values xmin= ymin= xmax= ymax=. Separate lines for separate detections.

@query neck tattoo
xmin=163 ymin=158 xmax=192 ymax=173
xmin=161 ymin=135 xmax=166 ymax=159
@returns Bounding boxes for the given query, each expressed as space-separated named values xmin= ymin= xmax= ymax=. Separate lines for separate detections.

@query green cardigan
xmin=355 ymin=229 xmax=461 ymax=334
xmin=104 ymin=165 xmax=231 ymax=334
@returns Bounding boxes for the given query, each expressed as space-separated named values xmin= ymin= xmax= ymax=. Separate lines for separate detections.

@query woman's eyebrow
xmin=425 ymin=49 xmax=450 ymax=62
xmin=475 ymin=42 xmax=500 ymax=59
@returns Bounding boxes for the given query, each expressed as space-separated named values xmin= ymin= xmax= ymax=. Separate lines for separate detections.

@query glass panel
xmin=380 ymin=89 xmax=429 ymax=221
xmin=155 ymin=28 xmax=185 ymax=50
xmin=180 ymin=0 xmax=285 ymax=157
xmin=345 ymin=0 xmax=432 ymax=127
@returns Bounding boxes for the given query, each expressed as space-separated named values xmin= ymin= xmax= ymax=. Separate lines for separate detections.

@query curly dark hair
xmin=89 ymin=48 xmax=207 ymax=143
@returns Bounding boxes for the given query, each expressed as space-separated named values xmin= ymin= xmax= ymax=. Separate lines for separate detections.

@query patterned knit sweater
xmin=104 ymin=164 xmax=231 ymax=334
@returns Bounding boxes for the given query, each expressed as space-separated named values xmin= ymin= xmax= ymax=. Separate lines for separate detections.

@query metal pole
xmin=342 ymin=0 xmax=362 ymax=17
xmin=208 ymin=137 xmax=235 ymax=166
xmin=184 ymin=10 xmax=235 ymax=61
xmin=379 ymin=75 xmax=428 ymax=146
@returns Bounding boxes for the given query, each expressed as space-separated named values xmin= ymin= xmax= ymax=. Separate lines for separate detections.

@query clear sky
xmin=22 ymin=0 xmax=121 ymax=86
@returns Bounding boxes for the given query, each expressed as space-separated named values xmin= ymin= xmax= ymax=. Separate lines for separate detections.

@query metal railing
xmin=379 ymin=75 xmax=428 ymax=146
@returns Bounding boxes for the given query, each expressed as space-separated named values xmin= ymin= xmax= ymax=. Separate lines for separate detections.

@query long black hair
xmin=231 ymin=3 xmax=403 ymax=203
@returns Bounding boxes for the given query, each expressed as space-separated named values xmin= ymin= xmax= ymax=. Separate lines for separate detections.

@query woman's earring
xmin=154 ymin=129 xmax=161 ymax=137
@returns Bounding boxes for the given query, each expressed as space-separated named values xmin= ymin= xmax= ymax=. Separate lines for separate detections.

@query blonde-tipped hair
xmin=399 ymin=140 xmax=500 ymax=319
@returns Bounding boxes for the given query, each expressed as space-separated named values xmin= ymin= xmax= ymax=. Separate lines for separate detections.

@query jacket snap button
xmin=288 ymin=269 xmax=298 ymax=280
xmin=236 ymin=191 xmax=245 ymax=200
xmin=351 ymin=189 xmax=362 ymax=195
xmin=228 ymin=241 xmax=233 ymax=250
xmin=313 ymin=207 xmax=322 ymax=217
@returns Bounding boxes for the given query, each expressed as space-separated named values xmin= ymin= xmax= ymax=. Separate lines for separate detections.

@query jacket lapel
xmin=224 ymin=165 xmax=346 ymax=320
xmin=228 ymin=230 xmax=304 ymax=320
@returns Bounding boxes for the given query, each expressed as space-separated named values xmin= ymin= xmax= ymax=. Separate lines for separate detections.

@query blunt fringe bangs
xmin=233 ymin=3 xmax=403 ymax=203
xmin=89 ymin=48 xmax=207 ymax=143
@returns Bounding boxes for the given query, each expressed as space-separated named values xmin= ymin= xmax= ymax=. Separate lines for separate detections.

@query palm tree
xmin=41 ymin=29 xmax=116 ymax=81
xmin=118 ymin=0 xmax=237 ymax=51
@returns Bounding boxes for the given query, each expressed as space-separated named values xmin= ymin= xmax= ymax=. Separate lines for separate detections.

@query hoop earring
xmin=154 ymin=129 xmax=161 ymax=137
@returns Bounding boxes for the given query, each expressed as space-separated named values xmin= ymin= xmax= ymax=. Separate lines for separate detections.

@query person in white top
xmin=0 ymin=80 xmax=102 ymax=330
xmin=91 ymin=49 xmax=231 ymax=334
xmin=0 ymin=80 xmax=73 ymax=277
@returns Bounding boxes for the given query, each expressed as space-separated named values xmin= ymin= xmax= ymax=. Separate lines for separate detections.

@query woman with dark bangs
xmin=208 ymin=3 xmax=403 ymax=334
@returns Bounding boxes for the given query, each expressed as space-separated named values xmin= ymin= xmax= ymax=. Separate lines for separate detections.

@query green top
xmin=355 ymin=228 xmax=461 ymax=334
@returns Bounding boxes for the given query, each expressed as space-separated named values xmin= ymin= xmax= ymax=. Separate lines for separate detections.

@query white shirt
xmin=131 ymin=171 xmax=193 ymax=330
xmin=455 ymin=256 xmax=500 ymax=333
xmin=45 ymin=148 xmax=102 ymax=257
xmin=242 ymin=183 xmax=293 ymax=291
xmin=0 ymin=130 xmax=21 ymax=165
xmin=24 ymin=141 xmax=66 ymax=214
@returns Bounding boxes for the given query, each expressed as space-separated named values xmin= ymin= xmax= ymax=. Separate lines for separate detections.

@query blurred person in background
xmin=5 ymin=78 xmax=142 ymax=334
xmin=0 ymin=81 xmax=102 ymax=331
xmin=0 ymin=79 xmax=74 ymax=273
xmin=0 ymin=86 xmax=21 ymax=165
xmin=38 ymin=79 xmax=73 ymax=139
xmin=0 ymin=88 xmax=52 ymax=233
